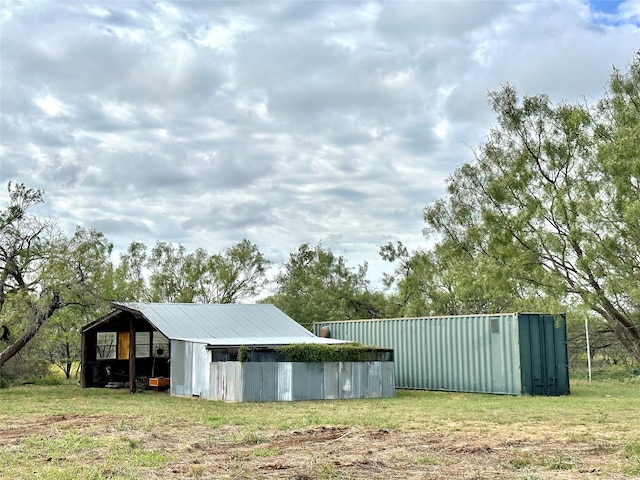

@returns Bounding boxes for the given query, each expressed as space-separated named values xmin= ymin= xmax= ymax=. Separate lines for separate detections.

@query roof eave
xmin=81 ymin=302 xmax=158 ymax=334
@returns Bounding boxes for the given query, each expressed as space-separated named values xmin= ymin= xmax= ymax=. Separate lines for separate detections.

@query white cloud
xmin=34 ymin=94 xmax=67 ymax=116
xmin=1 ymin=0 xmax=639 ymax=289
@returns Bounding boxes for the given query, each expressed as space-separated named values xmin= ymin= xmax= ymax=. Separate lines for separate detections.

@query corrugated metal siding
xmin=207 ymin=362 xmax=242 ymax=402
xmin=314 ymin=314 xmax=525 ymax=395
xmin=208 ymin=362 xmax=223 ymax=401
xmin=226 ymin=362 xmax=241 ymax=402
xmin=171 ymin=340 xmax=212 ymax=398
xmin=207 ymin=361 xmax=395 ymax=402
xmin=277 ymin=363 xmax=293 ymax=401
xmin=191 ymin=342 xmax=210 ymax=398
xmin=170 ymin=340 xmax=189 ymax=397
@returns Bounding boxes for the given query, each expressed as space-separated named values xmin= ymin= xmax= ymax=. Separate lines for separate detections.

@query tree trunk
xmin=0 ymin=294 xmax=61 ymax=369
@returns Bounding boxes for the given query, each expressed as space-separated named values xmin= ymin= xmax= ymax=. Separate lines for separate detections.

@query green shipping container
xmin=313 ymin=313 xmax=569 ymax=396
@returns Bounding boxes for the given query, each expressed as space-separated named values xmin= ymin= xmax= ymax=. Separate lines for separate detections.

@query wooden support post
xmin=129 ymin=318 xmax=136 ymax=393
xmin=80 ymin=332 xmax=88 ymax=388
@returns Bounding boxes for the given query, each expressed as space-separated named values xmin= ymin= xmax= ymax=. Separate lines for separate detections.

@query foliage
xmin=115 ymin=239 xmax=269 ymax=303
xmin=381 ymin=240 xmax=549 ymax=317
xmin=274 ymin=343 xmax=385 ymax=363
xmin=266 ymin=243 xmax=393 ymax=329
xmin=565 ymin=304 xmax=638 ymax=377
xmin=111 ymin=241 xmax=149 ymax=302
xmin=423 ymin=54 xmax=640 ymax=362
xmin=0 ymin=339 xmax=51 ymax=384
xmin=38 ymin=306 xmax=90 ymax=378
xmin=0 ymin=183 xmax=113 ymax=369
xmin=237 ymin=345 xmax=250 ymax=363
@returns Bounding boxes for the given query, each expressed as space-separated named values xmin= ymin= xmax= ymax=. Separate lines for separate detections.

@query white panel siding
xmin=191 ymin=342 xmax=210 ymax=398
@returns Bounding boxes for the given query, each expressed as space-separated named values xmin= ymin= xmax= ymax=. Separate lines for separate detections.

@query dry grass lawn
xmin=1 ymin=378 xmax=639 ymax=479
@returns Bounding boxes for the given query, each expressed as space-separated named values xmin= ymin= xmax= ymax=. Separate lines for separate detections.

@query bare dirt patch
xmin=0 ymin=414 xmax=100 ymax=445
xmin=1 ymin=413 xmax=633 ymax=479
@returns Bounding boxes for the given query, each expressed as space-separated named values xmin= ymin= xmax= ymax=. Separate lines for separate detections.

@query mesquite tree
xmin=424 ymin=54 xmax=640 ymax=362
xmin=0 ymin=183 xmax=112 ymax=369
xmin=114 ymin=239 xmax=270 ymax=304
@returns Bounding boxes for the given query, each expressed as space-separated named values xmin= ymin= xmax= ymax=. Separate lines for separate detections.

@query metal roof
xmin=203 ymin=336 xmax=347 ymax=347
xmin=110 ymin=302 xmax=321 ymax=343
xmin=171 ymin=336 xmax=348 ymax=347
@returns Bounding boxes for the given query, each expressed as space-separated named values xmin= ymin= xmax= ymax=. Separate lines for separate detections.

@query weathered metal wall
xmin=170 ymin=340 xmax=212 ymax=398
xmin=209 ymin=361 xmax=242 ymax=401
xmin=170 ymin=340 xmax=188 ymax=397
xmin=191 ymin=342 xmax=211 ymax=398
xmin=204 ymin=361 xmax=395 ymax=402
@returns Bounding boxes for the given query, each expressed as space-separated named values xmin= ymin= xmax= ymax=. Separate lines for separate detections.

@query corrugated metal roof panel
xmin=113 ymin=302 xmax=315 ymax=342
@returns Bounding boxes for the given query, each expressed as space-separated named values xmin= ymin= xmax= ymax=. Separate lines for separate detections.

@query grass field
xmin=1 ymin=378 xmax=639 ymax=479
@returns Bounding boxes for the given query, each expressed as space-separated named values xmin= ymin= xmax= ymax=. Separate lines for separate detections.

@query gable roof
xmin=84 ymin=302 xmax=345 ymax=346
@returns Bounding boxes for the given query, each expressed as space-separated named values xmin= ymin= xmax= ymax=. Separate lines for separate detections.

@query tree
xmin=115 ymin=239 xmax=270 ymax=304
xmin=147 ymin=242 xmax=194 ymax=302
xmin=381 ymin=240 xmax=559 ymax=317
xmin=0 ymin=183 xmax=113 ymax=369
xmin=266 ymin=243 xmax=388 ymax=329
xmin=39 ymin=305 xmax=85 ymax=379
xmin=202 ymin=239 xmax=270 ymax=304
xmin=424 ymin=54 xmax=640 ymax=362
xmin=380 ymin=241 xmax=431 ymax=316
xmin=112 ymin=241 xmax=152 ymax=302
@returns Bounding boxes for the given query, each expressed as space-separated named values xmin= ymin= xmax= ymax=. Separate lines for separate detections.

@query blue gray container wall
xmin=170 ymin=340 xmax=211 ymax=398
xmin=206 ymin=361 xmax=395 ymax=402
xmin=314 ymin=313 xmax=569 ymax=396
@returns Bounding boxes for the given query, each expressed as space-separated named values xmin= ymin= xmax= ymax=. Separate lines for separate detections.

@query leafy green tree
xmin=266 ymin=243 xmax=389 ymax=329
xmin=116 ymin=239 xmax=270 ymax=304
xmin=424 ymin=54 xmax=640 ymax=362
xmin=112 ymin=241 xmax=152 ymax=302
xmin=380 ymin=241 xmax=430 ymax=316
xmin=381 ymin=240 xmax=560 ymax=317
xmin=147 ymin=242 xmax=194 ymax=302
xmin=39 ymin=305 xmax=85 ymax=378
xmin=0 ymin=183 xmax=113 ymax=369
xmin=202 ymin=239 xmax=270 ymax=303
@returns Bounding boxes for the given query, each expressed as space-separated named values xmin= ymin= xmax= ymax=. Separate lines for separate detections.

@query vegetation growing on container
xmin=274 ymin=343 xmax=384 ymax=363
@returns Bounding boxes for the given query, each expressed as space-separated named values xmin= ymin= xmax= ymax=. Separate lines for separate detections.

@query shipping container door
xmin=519 ymin=314 xmax=544 ymax=395
xmin=519 ymin=314 xmax=568 ymax=396
xmin=542 ymin=315 xmax=570 ymax=396
xmin=542 ymin=316 xmax=559 ymax=395
xmin=533 ymin=315 xmax=547 ymax=396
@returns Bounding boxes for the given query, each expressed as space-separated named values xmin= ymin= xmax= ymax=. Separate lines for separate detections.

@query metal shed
xmin=314 ymin=313 xmax=569 ymax=396
xmin=81 ymin=302 xmax=395 ymax=401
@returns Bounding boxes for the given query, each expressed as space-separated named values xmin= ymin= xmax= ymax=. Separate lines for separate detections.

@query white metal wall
xmin=170 ymin=340 xmax=211 ymax=398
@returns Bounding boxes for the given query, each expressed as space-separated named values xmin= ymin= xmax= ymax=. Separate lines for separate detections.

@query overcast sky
xmin=1 ymin=0 xmax=639 ymax=293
